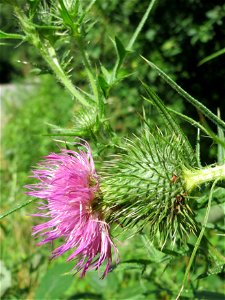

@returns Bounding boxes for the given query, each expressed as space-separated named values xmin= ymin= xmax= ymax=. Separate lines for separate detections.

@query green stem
xmin=199 ymin=47 xmax=225 ymax=66
xmin=183 ymin=164 xmax=225 ymax=192
xmin=14 ymin=6 xmax=89 ymax=107
xmin=40 ymin=41 xmax=90 ymax=106
xmin=76 ymin=36 xmax=103 ymax=113
xmin=176 ymin=180 xmax=218 ymax=300
xmin=0 ymin=198 xmax=37 ymax=220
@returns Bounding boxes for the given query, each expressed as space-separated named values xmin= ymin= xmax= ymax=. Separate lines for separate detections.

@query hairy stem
xmin=183 ymin=164 xmax=225 ymax=192
xmin=14 ymin=6 xmax=89 ymax=107
xmin=76 ymin=36 xmax=104 ymax=115
xmin=40 ymin=41 xmax=90 ymax=106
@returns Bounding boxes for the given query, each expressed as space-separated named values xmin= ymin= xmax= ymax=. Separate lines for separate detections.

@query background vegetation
xmin=0 ymin=1 xmax=224 ymax=299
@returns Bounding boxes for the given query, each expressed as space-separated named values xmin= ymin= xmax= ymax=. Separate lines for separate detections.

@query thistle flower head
xmin=26 ymin=141 xmax=118 ymax=277
xmin=101 ymin=129 xmax=197 ymax=245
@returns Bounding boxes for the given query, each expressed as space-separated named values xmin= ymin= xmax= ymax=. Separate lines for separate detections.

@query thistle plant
xmin=1 ymin=0 xmax=225 ymax=298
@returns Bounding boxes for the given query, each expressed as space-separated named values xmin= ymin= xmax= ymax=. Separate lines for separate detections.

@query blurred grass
xmin=0 ymin=75 xmax=74 ymax=299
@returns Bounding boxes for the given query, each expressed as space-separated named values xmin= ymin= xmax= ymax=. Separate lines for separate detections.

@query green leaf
xmin=146 ymin=99 xmax=225 ymax=148
xmin=85 ymin=270 xmax=119 ymax=295
xmin=142 ymin=57 xmax=225 ymax=131
xmin=0 ymin=30 xmax=24 ymax=40
xmin=217 ymin=109 xmax=225 ymax=164
xmin=98 ymin=75 xmax=110 ymax=98
xmin=0 ymin=42 xmax=13 ymax=46
xmin=143 ymin=84 xmax=195 ymax=162
xmin=111 ymin=36 xmax=128 ymax=82
xmin=28 ymin=0 xmax=41 ymax=18
xmin=58 ymin=0 xmax=77 ymax=33
xmin=161 ymin=105 xmax=225 ymax=148
xmin=115 ymin=36 xmax=127 ymax=68
xmin=34 ymin=263 xmax=73 ymax=300
xmin=199 ymin=47 xmax=225 ymax=65
xmin=140 ymin=234 xmax=167 ymax=263
xmin=115 ymin=259 xmax=153 ymax=272
xmin=176 ymin=180 xmax=220 ymax=299
xmin=194 ymin=291 xmax=225 ymax=300
xmin=79 ymin=0 xmax=96 ymax=24
xmin=118 ymin=285 xmax=145 ymax=300
xmin=0 ymin=261 xmax=12 ymax=298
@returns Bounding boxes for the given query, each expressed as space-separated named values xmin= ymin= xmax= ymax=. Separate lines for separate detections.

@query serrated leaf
xmin=35 ymin=263 xmax=73 ymax=300
xmin=142 ymin=57 xmax=225 ymax=131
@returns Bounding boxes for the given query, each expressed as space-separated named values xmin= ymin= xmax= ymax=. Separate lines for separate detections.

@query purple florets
xmin=26 ymin=141 xmax=118 ymax=277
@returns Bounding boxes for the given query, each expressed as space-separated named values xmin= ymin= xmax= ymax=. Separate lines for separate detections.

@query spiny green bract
xmin=101 ymin=128 xmax=197 ymax=245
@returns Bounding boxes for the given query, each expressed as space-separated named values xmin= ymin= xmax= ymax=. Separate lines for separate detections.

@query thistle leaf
xmin=142 ymin=57 xmax=225 ymax=131
xmin=143 ymin=83 xmax=195 ymax=162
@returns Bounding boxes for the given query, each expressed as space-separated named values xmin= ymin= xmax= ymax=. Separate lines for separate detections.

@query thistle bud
xmin=101 ymin=129 xmax=197 ymax=245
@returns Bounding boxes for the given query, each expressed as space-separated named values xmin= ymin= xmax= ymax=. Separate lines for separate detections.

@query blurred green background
xmin=1 ymin=1 xmax=225 ymax=299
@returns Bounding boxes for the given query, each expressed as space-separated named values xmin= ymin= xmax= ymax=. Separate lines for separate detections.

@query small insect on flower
xmin=25 ymin=140 xmax=118 ymax=277
xmin=171 ymin=174 xmax=178 ymax=183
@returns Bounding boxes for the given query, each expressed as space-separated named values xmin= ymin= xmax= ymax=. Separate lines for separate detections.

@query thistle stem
xmin=184 ymin=164 xmax=225 ymax=192
xmin=39 ymin=42 xmax=90 ymax=106
xmin=76 ymin=36 xmax=104 ymax=115
xmin=14 ymin=6 xmax=89 ymax=107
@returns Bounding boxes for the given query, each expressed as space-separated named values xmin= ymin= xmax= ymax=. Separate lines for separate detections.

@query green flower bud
xmin=101 ymin=129 xmax=198 ymax=245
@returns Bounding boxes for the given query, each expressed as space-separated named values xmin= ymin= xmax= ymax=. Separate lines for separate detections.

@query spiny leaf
xmin=143 ymin=84 xmax=195 ymax=162
xmin=146 ymin=95 xmax=225 ymax=148
xmin=142 ymin=57 xmax=225 ymax=131
xmin=58 ymin=0 xmax=77 ymax=33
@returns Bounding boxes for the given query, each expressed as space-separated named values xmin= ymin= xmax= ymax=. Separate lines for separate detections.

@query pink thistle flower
xmin=25 ymin=141 xmax=118 ymax=277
